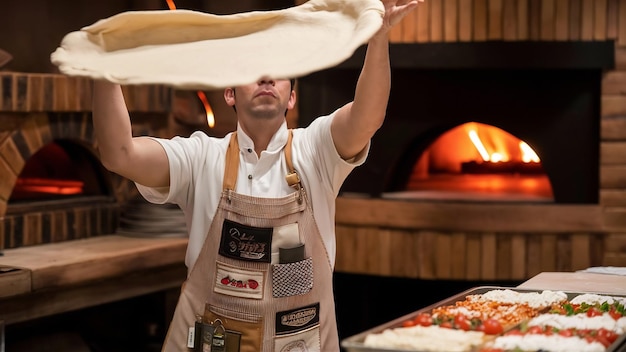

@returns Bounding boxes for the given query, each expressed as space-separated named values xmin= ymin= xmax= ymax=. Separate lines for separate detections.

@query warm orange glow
xmin=197 ymin=91 xmax=215 ymax=128
xmin=15 ymin=178 xmax=83 ymax=195
xmin=467 ymin=124 xmax=540 ymax=164
xmin=166 ymin=0 xmax=176 ymax=10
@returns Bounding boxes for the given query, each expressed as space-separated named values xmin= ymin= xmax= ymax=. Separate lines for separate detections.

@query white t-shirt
xmin=136 ymin=111 xmax=368 ymax=270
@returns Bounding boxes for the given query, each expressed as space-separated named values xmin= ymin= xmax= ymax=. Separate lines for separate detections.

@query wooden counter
xmin=0 ymin=235 xmax=188 ymax=325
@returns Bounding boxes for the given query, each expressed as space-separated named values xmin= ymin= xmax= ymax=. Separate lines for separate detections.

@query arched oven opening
xmin=9 ymin=139 xmax=111 ymax=206
xmin=4 ymin=137 xmax=118 ymax=248
xmin=395 ymin=122 xmax=554 ymax=202
xmin=298 ymin=42 xmax=611 ymax=205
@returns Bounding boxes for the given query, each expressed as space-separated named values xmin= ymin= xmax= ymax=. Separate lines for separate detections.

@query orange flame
xmin=467 ymin=126 xmax=540 ymax=163
xmin=520 ymin=141 xmax=540 ymax=163
xmin=197 ymin=91 xmax=215 ymax=128
xmin=468 ymin=130 xmax=490 ymax=161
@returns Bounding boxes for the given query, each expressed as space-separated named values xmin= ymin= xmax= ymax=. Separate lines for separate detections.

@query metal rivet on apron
xmin=248 ymin=174 xmax=253 ymax=180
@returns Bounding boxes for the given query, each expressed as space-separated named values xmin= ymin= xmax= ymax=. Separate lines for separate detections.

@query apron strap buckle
xmin=286 ymin=171 xmax=304 ymax=204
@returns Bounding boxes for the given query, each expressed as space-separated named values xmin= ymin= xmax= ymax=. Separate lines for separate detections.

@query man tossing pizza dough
xmin=53 ymin=0 xmax=391 ymax=89
xmin=52 ymin=0 xmax=422 ymax=351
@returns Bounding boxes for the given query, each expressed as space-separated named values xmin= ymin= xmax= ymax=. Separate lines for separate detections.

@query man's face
xmin=225 ymin=77 xmax=295 ymax=119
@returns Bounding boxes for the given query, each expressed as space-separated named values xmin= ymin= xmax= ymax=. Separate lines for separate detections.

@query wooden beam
xmin=488 ymin=0 xmax=503 ymax=39
xmin=554 ymin=0 xmax=570 ymax=40
xmin=458 ymin=0 xmax=473 ymax=41
xmin=540 ymin=0 xmax=556 ymax=40
xmin=473 ymin=0 xmax=488 ymax=40
xmin=444 ymin=0 xmax=459 ymax=42
xmin=417 ymin=0 xmax=431 ymax=42
xmin=0 ymin=235 xmax=188 ymax=291
xmin=0 ymin=264 xmax=186 ymax=325
xmin=335 ymin=197 xmax=604 ymax=233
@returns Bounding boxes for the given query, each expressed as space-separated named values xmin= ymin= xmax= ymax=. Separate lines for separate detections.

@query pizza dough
xmin=50 ymin=0 xmax=384 ymax=90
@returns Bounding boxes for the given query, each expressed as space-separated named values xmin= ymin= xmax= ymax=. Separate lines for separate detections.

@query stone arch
xmin=0 ymin=112 xmax=136 ymax=217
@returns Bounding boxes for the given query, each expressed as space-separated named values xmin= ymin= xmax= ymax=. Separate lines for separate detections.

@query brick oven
xmin=0 ymin=74 xmax=172 ymax=251
xmin=297 ymin=1 xmax=626 ymax=337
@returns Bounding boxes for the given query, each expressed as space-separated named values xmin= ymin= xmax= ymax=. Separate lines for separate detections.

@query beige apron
xmin=162 ymin=131 xmax=339 ymax=352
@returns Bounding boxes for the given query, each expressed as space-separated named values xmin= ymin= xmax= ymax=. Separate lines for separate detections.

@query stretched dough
xmin=50 ymin=0 xmax=384 ymax=90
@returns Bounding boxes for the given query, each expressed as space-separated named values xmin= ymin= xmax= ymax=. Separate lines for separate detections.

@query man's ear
xmin=287 ymin=89 xmax=296 ymax=110
xmin=224 ymin=87 xmax=235 ymax=107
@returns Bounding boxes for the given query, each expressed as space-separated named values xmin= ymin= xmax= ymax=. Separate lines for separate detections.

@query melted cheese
xmin=490 ymin=334 xmax=606 ymax=352
xmin=363 ymin=325 xmax=485 ymax=352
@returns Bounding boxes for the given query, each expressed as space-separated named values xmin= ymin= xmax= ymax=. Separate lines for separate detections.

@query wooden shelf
xmin=0 ymin=235 xmax=188 ymax=324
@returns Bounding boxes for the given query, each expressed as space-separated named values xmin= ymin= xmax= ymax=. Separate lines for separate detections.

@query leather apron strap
xmin=223 ymin=132 xmax=240 ymax=192
xmin=223 ymin=130 xmax=302 ymax=194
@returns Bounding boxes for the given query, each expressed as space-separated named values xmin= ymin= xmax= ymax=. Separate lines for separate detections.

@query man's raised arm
xmin=330 ymin=0 xmax=420 ymax=160
xmin=92 ymin=80 xmax=170 ymax=188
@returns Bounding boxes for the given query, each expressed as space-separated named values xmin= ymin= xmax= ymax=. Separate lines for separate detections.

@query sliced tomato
xmin=483 ymin=318 xmax=503 ymax=335
xmin=527 ymin=326 xmax=544 ymax=334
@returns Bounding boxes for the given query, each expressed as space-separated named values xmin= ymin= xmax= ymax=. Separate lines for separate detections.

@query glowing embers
xmin=408 ymin=122 xmax=554 ymax=202
xmin=9 ymin=140 xmax=107 ymax=202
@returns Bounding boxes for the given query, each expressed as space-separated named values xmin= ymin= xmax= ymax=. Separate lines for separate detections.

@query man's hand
xmin=378 ymin=0 xmax=422 ymax=35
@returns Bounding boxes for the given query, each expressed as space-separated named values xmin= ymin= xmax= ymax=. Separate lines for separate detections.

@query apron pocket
xmin=274 ymin=325 xmax=321 ymax=352
xmin=204 ymin=304 xmax=263 ymax=352
xmin=271 ymin=257 xmax=313 ymax=298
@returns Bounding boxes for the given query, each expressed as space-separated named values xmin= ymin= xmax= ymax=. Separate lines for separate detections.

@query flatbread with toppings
xmin=359 ymin=289 xmax=626 ymax=352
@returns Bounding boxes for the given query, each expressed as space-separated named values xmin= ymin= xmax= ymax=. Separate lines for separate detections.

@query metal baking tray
xmin=341 ymin=286 xmax=626 ymax=352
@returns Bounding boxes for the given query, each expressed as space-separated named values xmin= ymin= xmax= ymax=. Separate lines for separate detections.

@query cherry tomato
xmin=597 ymin=328 xmax=619 ymax=344
xmin=558 ymin=329 xmax=574 ymax=337
xmin=414 ymin=313 xmax=433 ymax=327
xmin=440 ymin=321 xmax=453 ymax=329
xmin=454 ymin=314 xmax=471 ymax=331
xmin=595 ymin=335 xmax=612 ymax=348
xmin=483 ymin=319 xmax=503 ymax=335
xmin=587 ymin=307 xmax=603 ymax=317
xmin=505 ymin=328 xmax=523 ymax=336
xmin=401 ymin=319 xmax=416 ymax=328
xmin=527 ymin=326 xmax=544 ymax=334
xmin=609 ymin=306 xmax=623 ymax=320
